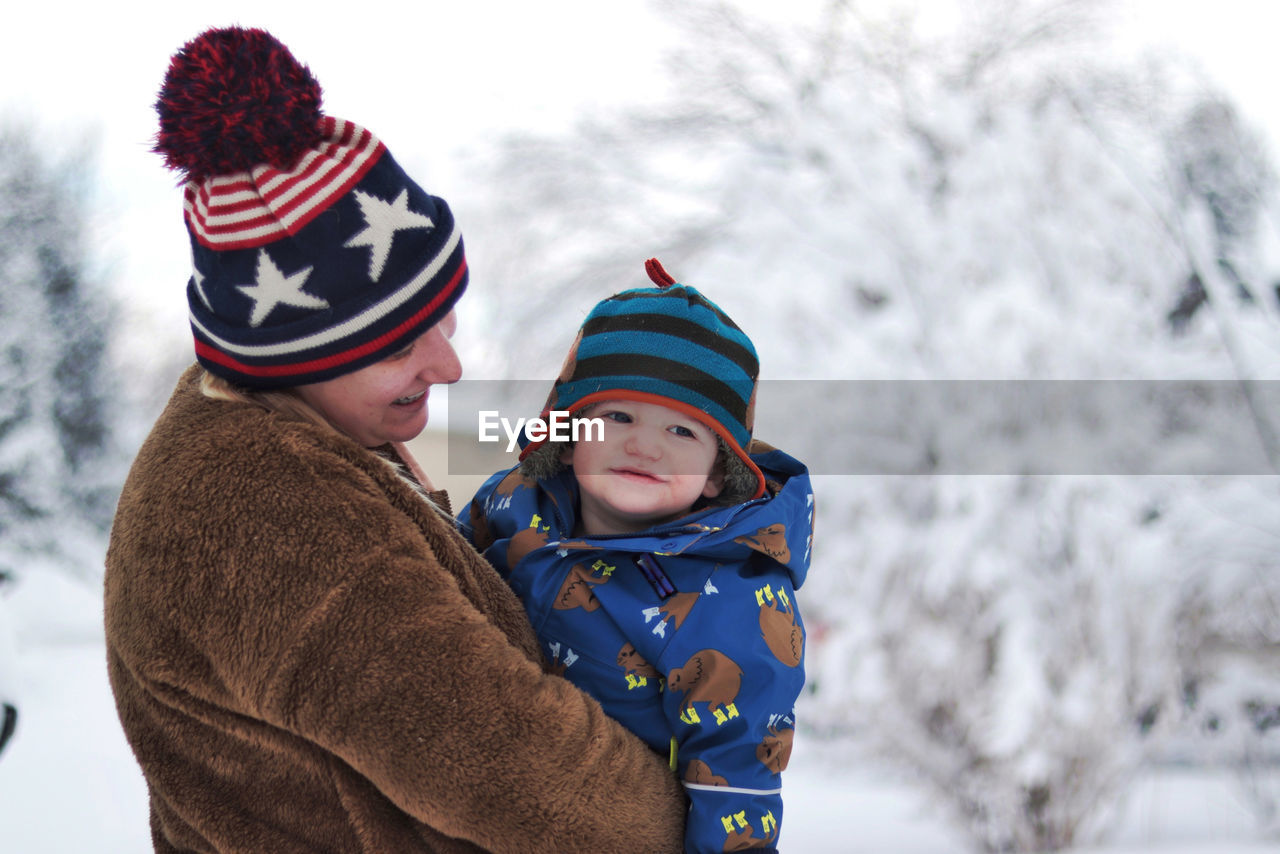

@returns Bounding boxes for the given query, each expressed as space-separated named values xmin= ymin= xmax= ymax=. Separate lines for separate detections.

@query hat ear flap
xmin=743 ymin=381 xmax=757 ymax=436
xmin=519 ymin=442 xmax=568 ymax=482
xmin=557 ymin=330 xmax=583 ymax=383
xmin=541 ymin=329 xmax=583 ymax=413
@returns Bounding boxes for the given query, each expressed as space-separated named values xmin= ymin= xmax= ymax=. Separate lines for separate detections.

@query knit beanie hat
xmin=154 ymin=27 xmax=466 ymax=388
xmin=520 ymin=259 xmax=766 ymax=503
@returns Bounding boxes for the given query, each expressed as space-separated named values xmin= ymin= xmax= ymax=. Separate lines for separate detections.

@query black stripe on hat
xmin=579 ymin=313 xmax=758 ymax=378
xmin=606 ymin=286 xmax=744 ymax=332
xmin=569 ymin=353 xmax=752 ymax=423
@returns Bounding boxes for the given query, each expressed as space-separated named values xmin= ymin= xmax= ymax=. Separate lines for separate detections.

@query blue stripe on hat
xmin=575 ymin=331 xmax=755 ymax=405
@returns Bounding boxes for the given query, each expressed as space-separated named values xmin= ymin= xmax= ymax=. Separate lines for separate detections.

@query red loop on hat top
xmin=644 ymin=258 xmax=676 ymax=288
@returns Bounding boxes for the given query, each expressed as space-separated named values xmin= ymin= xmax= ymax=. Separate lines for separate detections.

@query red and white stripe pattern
xmin=183 ymin=117 xmax=385 ymax=250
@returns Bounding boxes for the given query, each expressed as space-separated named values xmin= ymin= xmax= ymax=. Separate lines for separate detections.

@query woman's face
xmin=295 ymin=310 xmax=461 ymax=447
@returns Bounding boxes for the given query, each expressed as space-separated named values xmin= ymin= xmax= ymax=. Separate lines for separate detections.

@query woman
xmin=104 ymin=27 xmax=685 ymax=853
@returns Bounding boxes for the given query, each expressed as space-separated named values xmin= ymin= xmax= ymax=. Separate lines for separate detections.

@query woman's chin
xmin=366 ymin=404 xmax=429 ymax=446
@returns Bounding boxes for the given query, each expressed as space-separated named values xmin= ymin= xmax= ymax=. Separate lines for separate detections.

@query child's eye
xmin=603 ymin=411 xmax=632 ymax=424
xmin=670 ymin=425 xmax=697 ymax=438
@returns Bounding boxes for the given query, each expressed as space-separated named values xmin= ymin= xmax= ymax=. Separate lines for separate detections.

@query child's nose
xmin=624 ymin=430 xmax=662 ymax=459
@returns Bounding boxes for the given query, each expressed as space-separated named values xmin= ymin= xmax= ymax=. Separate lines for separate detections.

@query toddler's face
xmin=564 ymin=399 xmax=722 ymax=536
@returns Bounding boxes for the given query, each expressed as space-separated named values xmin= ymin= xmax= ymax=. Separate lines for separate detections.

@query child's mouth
xmin=614 ymin=468 xmax=662 ymax=482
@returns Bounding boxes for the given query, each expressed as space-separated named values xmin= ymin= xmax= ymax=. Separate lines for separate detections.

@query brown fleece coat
xmin=104 ymin=367 xmax=685 ymax=853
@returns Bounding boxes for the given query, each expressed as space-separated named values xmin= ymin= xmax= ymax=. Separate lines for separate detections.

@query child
xmin=461 ymin=259 xmax=813 ymax=853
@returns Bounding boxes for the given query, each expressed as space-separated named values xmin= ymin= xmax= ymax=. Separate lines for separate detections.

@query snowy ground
xmin=0 ymin=570 xmax=1275 ymax=854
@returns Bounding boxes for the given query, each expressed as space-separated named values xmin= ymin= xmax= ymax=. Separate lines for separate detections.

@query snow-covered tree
xmin=0 ymin=123 xmax=122 ymax=583
xmin=1163 ymin=476 xmax=1280 ymax=839
xmin=456 ymin=0 xmax=1280 ymax=848
xmin=805 ymin=474 xmax=1186 ymax=850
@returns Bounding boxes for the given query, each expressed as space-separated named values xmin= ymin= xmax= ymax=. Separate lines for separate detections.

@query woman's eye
xmin=385 ymin=343 xmax=414 ymax=361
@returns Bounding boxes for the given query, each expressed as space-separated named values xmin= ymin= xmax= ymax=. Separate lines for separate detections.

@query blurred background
xmin=0 ymin=1 xmax=1278 ymax=851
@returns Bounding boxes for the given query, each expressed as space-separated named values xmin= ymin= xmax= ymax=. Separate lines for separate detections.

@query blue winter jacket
xmin=459 ymin=445 xmax=813 ymax=854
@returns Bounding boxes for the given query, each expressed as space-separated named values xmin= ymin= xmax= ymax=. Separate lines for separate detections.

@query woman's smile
xmin=394 ymin=389 xmax=427 ymax=406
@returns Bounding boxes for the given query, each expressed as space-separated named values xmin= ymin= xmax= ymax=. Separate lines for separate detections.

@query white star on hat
xmin=191 ymin=264 xmax=212 ymax=311
xmin=345 ymin=188 xmax=434 ymax=282
xmin=237 ymin=249 xmax=326 ymax=327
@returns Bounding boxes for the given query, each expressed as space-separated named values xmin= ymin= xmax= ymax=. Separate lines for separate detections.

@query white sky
xmin=1 ymin=1 xmax=1278 ymax=348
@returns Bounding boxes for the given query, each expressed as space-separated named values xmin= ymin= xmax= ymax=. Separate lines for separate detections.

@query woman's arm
xmin=241 ymin=458 xmax=686 ymax=853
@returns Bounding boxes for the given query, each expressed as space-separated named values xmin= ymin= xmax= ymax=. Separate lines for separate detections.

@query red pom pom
xmin=154 ymin=27 xmax=323 ymax=181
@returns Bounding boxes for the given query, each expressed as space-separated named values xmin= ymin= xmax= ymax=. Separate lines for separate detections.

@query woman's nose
xmin=415 ymin=324 xmax=462 ymax=384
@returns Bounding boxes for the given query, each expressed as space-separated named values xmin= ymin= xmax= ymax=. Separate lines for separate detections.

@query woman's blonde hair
xmin=198 ymin=369 xmax=442 ymax=508
xmin=199 ymin=370 xmax=336 ymax=431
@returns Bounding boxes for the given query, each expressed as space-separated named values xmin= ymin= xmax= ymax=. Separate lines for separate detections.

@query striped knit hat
xmin=154 ymin=27 xmax=466 ymax=388
xmin=520 ymin=259 xmax=766 ymax=502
